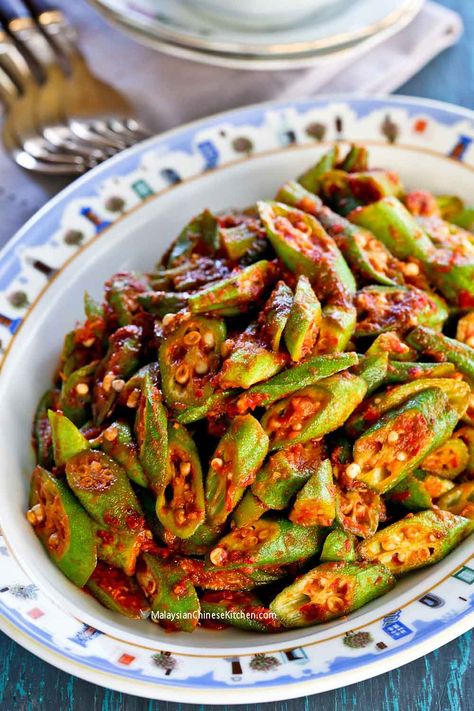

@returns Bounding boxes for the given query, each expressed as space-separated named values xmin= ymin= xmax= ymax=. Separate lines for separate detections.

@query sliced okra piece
xmin=200 ymin=591 xmax=280 ymax=632
xmin=456 ymin=311 xmax=474 ymax=348
xmin=209 ymin=517 xmax=325 ymax=570
xmin=340 ymin=144 xmax=369 ymax=173
xmin=366 ymin=331 xmax=417 ymax=361
xmin=219 ymin=220 xmax=267 ymax=262
xmin=384 ymin=360 xmax=456 ymax=385
xmin=359 ymin=510 xmax=472 ymax=575
xmin=137 ymin=290 xmax=189 ymax=317
xmin=270 ymin=561 xmax=395 ymax=627
xmin=93 ymin=325 xmax=142 ymax=425
xmin=188 ymin=260 xmax=278 ymax=315
xmin=388 ymin=471 xmax=434 ymax=511
xmin=184 ymin=559 xmax=286 ymax=591
xmin=283 ymin=275 xmax=321 ymax=362
xmin=96 ymin=525 xmax=151 ymax=576
xmin=159 ymin=315 xmax=226 ymax=411
xmin=105 ymin=272 xmax=148 ymax=326
xmin=27 ymin=466 xmax=97 ymax=587
xmin=48 ymin=410 xmax=90 ymax=467
xmin=354 ymin=286 xmax=448 ymax=337
xmin=346 ymin=377 xmax=470 ymax=438
xmin=349 ymin=196 xmax=434 ymax=260
xmin=335 ymin=485 xmax=382 ymax=538
xmin=297 ymin=145 xmax=339 ymax=193
xmin=86 ymin=562 xmax=150 ymax=619
xmin=253 ymin=439 xmax=326 ymax=511
xmin=101 ymin=421 xmax=148 ymax=487
xmin=176 ymin=390 xmax=237 ymax=425
xmin=420 ymin=437 xmax=470 ymax=479
xmin=315 ymin=303 xmax=357 ymax=354
xmin=289 ymin=458 xmax=335 ymax=527
xmin=206 ymin=414 xmax=269 ymax=526
xmin=320 ymin=529 xmax=358 ymax=563
xmin=353 ymin=353 xmax=388 ymax=395
xmin=406 ymin=326 xmax=474 ymax=382
xmin=231 ymin=490 xmax=269 ymax=528
xmin=169 ymin=521 xmax=224 ymax=556
xmin=424 ymin=255 xmax=474 ymax=309
xmin=261 ymin=372 xmax=367 ymax=451
xmin=84 ymin=291 xmax=103 ymax=320
xmin=455 ymin=427 xmax=474 ymax=476
xmin=438 ymin=482 xmax=474 ymax=518
xmin=33 ymin=389 xmax=59 ymax=468
xmin=166 ymin=209 xmax=219 ymax=267
xmin=59 ymin=361 xmax=98 ymax=426
xmin=155 ymin=422 xmax=205 ymax=539
xmin=136 ymin=553 xmax=200 ymax=632
xmin=436 ymin=195 xmax=474 ymax=231
xmin=217 ymin=324 xmax=286 ymax=390
xmin=118 ymin=362 xmax=160 ymax=407
xmin=258 ymin=201 xmax=356 ymax=302
xmin=134 ymin=371 xmax=168 ymax=495
xmin=259 ymin=280 xmax=293 ymax=351
xmin=352 ymin=388 xmax=459 ymax=493
xmin=277 ymin=181 xmax=403 ymax=287
xmin=65 ymin=449 xmax=145 ymax=531
xmin=235 ymin=352 xmax=358 ymax=413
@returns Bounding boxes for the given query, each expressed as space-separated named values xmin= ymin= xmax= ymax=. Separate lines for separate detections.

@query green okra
xmin=86 ymin=562 xmax=150 ymax=619
xmin=155 ymin=422 xmax=205 ymax=539
xmin=335 ymin=485 xmax=382 ymax=538
xmin=316 ymin=303 xmax=357 ymax=354
xmin=320 ymin=529 xmax=358 ymax=563
xmin=349 ymin=196 xmax=434 ymax=260
xmin=187 ymin=560 xmax=287 ymax=591
xmin=28 ymin=465 xmax=97 ymax=587
xmin=105 ymin=272 xmax=148 ymax=326
xmin=289 ymin=458 xmax=335 ymax=527
xmin=200 ymin=591 xmax=280 ymax=632
xmin=252 ymin=439 xmax=326 ymax=511
xmin=438 ymin=482 xmax=474 ymax=517
xmin=101 ymin=421 xmax=148 ymax=487
xmin=352 ymin=388 xmax=460 ymax=493
xmin=217 ymin=324 xmax=286 ymax=390
xmin=270 ymin=561 xmax=395 ymax=627
xmin=134 ymin=371 xmax=168 ymax=495
xmin=298 ymin=145 xmax=339 ymax=193
xmin=137 ymin=290 xmax=189 ymax=317
xmin=188 ymin=260 xmax=278 ymax=315
xmin=340 ymin=144 xmax=369 ymax=173
xmin=346 ymin=377 xmax=470 ymax=438
xmin=283 ymin=275 xmax=321 ymax=362
xmin=59 ymin=361 xmax=98 ymax=426
xmin=258 ymin=201 xmax=356 ymax=302
xmin=206 ymin=414 xmax=269 ymax=526
xmin=235 ymin=352 xmax=359 ymax=412
xmin=175 ymin=390 xmax=237 ymax=425
xmin=136 ymin=553 xmax=200 ymax=632
xmin=436 ymin=195 xmax=474 ymax=232
xmin=407 ymin=326 xmax=474 ymax=382
xmin=95 ymin=526 xmax=150 ymax=577
xmin=48 ymin=410 xmax=90 ymax=467
xmin=219 ymin=221 xmax=267 ymax=262
xmin=354 ymin=286 xmax=448 ymax=337
xmin=166 ymin=209 xmax=219 ymax=267
xmin=259 ymin=281 xmax=293 ymax=352
xmin=455 ymin=427 xmax=474 ymax=476
xmin=33 ymin=389 xmax=58 ymax=468
xmin=231 ymin=490 xmax=269 ymax=528
xmin=353 ymin=353 xmax=388 ymax=395
xmin=384 ymin=360 xmax=456 ymax=385
xmin=359 ymin=510 xmax=472 ymax=575
xmin=159 ymin=315 xmax=227 ymax=411
xmin=65 ymin=449 xmax=145 ymax=531
xmin=420 ymin=437 xmax=470 ymax=479
xmin=93 ymin=325 xmax=142 ymax=425
xmin=261 ymin=372 xmax=367 ymax=451
xmin=388 ymin=471 xmax=434 ymax=512
xmin=83 ymin=291 xmax=103 ymax=320
xmin=366 ymin=331 xmax=417 ymax=361
xmin=208 ymin=517 xmax=325 ymax=570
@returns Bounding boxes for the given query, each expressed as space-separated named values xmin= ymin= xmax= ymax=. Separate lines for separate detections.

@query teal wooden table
xmin=1 ymin=0 xmax=473 ymax=708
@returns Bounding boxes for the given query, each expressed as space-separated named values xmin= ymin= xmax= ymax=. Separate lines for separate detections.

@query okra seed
xmin=467 ymin=336 xmax=474 ymax=348
xmin=162 ymin=313 xmax=175 ymax=327
xmin=82 ymin=337 xmax=95 ymax=348
xmin=346 ymin=463 xmax=361 ymax=479
xmin=126 ymin=389 xmax=140 ymax=408
xmin=387 ymin=431 xmax=399 ymax=443
xmin=104 ymin=426 xmax=118 ymax=442
xmin=180 ymin=461 xmax=192 ymax=476
xmin=75 ymin=382 xmax=89 ymax=396
xmin=211 ymin=457 xmax=223 ymax=469
xmin=404 ymin=262 xmax=420 ymax=276
xmin=175 ymin=364 xmax=190 ymax=384
xmin=258 ymin=529 xmax=270 ymax=541
xmin=397 ymin=552 xmax=407 ymax=562
xmin=202 ymin=332 xmax=215 ymax=348
xmin=210 ymin=547 xmax=227 ymax=566
xmin=381 ymin=540 xmax=396 ymax=551
xmin=111 ymin=378 xmax=125 ymax=392
xmin=194 ymin=359 xmax=209 ymax=375
xmin=102 ymin=373 xmax=114 ymax=392
xmin=26 ymin=503 xmax=44 ymax=525
xmin=292 ymin=423 xmax=303 ymax=431
xmin=396 ymin=452 xmax=407 ymax=461
xmin=48 ymin=532 xmax=60 ymax=550
xmin=183 ymin=330 xmax=201 ymax=346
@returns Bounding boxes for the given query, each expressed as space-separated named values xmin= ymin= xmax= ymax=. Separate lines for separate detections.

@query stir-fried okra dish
xmin=28 ymin=144 xmax=474 ymax=632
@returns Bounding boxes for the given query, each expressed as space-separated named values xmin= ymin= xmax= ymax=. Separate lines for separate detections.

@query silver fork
xmin=23 ymin=0 xmax=151 ymax=147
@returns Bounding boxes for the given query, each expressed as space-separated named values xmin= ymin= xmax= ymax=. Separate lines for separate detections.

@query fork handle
xmin=23 ymin=0 xmax=59 ymax=18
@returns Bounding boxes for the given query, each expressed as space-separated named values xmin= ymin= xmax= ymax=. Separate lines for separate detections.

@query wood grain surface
xmin=0 ymin=0 xmax=473 ymax=708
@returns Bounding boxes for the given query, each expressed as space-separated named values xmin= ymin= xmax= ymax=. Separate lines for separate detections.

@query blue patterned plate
xmin=0 ymin=97 xmax=473 ymax=702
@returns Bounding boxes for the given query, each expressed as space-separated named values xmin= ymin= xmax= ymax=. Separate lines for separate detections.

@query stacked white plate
xmin=88 ymin=0 xmax=424 ymax=70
